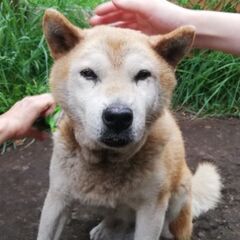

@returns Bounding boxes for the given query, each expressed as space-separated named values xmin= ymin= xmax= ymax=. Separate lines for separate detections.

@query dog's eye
xmin=80 ymin=68 xmax=98 ymax=81
xmin=134 ymin=70 xmax=151 ymax=82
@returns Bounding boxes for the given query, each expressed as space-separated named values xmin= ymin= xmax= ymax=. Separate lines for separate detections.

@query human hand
xmin=90 ymin=0 xmax=188 ymax=35
xmin=0 ymin=93 xmax=55 ymax=143
xmin=91 ymin=0 xmax=240 ymax=55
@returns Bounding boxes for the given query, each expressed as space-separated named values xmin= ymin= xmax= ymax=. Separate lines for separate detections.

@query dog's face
xmin=43 ymin=9 xmax=195 ymax=150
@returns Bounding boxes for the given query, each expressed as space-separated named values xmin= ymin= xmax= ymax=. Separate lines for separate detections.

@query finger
xmin=42 ymin=104 xmax=56 ymax=117
xmin=40 ymin=100 xmax=56 ymax=117
xmin=113 ymin=0 xmax=155 ymax=15
xmin=20 ymin=94 xmax=53 ymax=111
xmin=90 ymin=15 xmax=105 ymax=26
xmin=90 ymin=11 xmax=135 ymax=26
xmin=25 ymin=128 xmax=49 ymax=141
xmin=28 ymin=94 xmax=55 ymax=116
xmin=111 ymin=21 xmax=154 ymax=35
xmin=110 ymin=21 xmax=139 ymax=31
xmin=94 ymin=1 xmax=118 ymax=16
xmin=37 ymin=93 xmax=55 ymax=109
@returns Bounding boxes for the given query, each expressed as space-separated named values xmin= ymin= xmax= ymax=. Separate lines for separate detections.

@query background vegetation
xmin=0 ymin=0 xmax=239 ymax=117
xmin=174 ymin=0 xmax=240 ymax=116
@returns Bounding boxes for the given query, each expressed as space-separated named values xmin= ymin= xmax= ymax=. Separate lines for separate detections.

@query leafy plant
xmin=174 ymin=50 xmax=240 ymax=117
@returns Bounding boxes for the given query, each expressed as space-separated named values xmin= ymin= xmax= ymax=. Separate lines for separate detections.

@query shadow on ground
xmin=0 ymin=115 xmax=240 ymax=240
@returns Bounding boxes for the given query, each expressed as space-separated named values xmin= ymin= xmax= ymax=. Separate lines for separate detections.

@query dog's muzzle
xmin=100 ymin=104 xmax=133 ymax=147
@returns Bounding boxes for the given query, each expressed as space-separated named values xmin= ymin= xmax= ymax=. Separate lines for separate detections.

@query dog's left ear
xmin=43 ymin=9 xmax=82 ymax=60
xmin=150 ymin=26 xmax=195 ymax=67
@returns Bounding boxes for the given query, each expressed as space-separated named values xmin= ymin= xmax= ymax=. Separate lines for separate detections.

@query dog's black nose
xmin=102 ymin=105 xmax=133 ymax=132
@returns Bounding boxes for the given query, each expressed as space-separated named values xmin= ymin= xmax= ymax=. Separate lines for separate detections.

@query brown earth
xmin=0 ymin=115 xmax=239 ymax=240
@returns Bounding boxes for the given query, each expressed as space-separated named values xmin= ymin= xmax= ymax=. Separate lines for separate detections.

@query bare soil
xmin=0 ymin=115 xmax=239 ymax=240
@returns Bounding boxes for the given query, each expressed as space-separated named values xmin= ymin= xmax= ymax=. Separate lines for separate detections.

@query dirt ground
xmin=0 ymin=114 xmax=239 ymax=240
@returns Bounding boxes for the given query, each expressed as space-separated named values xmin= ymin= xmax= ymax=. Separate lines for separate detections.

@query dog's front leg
xmin=134 ymin=194 xmax=170 ymax=240
xmin=37 ymin=190 xmax=71 ymax=240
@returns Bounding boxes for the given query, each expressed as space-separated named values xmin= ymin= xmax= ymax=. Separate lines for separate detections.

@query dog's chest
xmin=63 ymin=153 xmax=154 ymax=207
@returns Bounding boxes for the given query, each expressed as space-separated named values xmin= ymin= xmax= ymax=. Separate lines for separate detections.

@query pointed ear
xmin=150 ymin=26 xmax=195 ymax=67
xmin=43 ymin=9 xmax=82 ymax=60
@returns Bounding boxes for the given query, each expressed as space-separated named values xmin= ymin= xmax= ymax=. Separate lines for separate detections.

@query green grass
xmin=174 ymin=50 xmax=240 ymax=117
xmin=0 ymin=0 xmax=104 ymax=113
xmin=0 ymin=0 xmax=239 ymax=117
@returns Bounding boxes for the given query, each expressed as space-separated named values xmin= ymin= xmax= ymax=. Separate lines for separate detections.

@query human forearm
xmin=186 ymin=10 xmax=240 ymax=55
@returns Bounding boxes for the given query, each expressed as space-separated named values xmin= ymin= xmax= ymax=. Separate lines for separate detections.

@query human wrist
xmin=185 ymin=9 xmax=204 ymax=48
xmin=186 ymin=9 xmax=219 ymax=50
xmin=0 ymin=114 xmax=12 ymax=144
xmin=164 ymin=4 xmax=193 ymax=33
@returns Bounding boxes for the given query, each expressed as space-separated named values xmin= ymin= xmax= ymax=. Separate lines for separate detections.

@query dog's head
xmin=43 ymin=9 xmax=195 ymax=150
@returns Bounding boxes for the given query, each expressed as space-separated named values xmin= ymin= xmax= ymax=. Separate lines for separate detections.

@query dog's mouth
xmin=100 ymin=130 xmax=133 ymax=148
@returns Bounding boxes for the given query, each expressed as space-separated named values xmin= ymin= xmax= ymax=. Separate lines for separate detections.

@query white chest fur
xmin=49 ymin=133 xmax=164 ymax=209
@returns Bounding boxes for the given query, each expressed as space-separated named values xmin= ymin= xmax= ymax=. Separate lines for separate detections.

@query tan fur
xmin=37 ymin=9 xmax=221 ymax=240
xmin=106 ymin=38 xmax=126 ymax=68
xmin=43 ymin=10 xmax=82 ymax=59
xmin=170 ymin=202 xmax=193 ymax=240
xmin=58 ymin=115 xmax=79 ymax=151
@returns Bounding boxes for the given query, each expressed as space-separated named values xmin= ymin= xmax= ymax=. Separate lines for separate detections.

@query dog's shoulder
xmin=146 ymin=108 xmax=182 ymax=147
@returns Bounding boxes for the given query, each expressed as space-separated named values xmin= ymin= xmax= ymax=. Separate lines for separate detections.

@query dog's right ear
xmin=43 ymin=9 xmax=82 ymax=60
xmin=150 ymin=26 xmax=195 ymax=68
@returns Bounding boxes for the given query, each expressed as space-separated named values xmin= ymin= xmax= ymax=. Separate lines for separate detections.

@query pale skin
xmin=0 ymin=93 xmax=55 ymax=144
xmin=90 ymin=0 xmax=240 ymax=56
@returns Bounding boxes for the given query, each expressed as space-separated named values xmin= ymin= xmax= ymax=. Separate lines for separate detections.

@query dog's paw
xmin=90 ymin=221 xmax=110 ymax=240
xmin=90 ymin=220 xmax=131 ymax=240
xmin=161 ymin=230 xmax=174 ymax=239
xmin=161 ymin=223 xmax=174 ymax=239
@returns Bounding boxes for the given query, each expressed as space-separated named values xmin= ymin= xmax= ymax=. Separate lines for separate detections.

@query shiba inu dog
xmin=37 ymin=9 xmax=222 ymax=240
